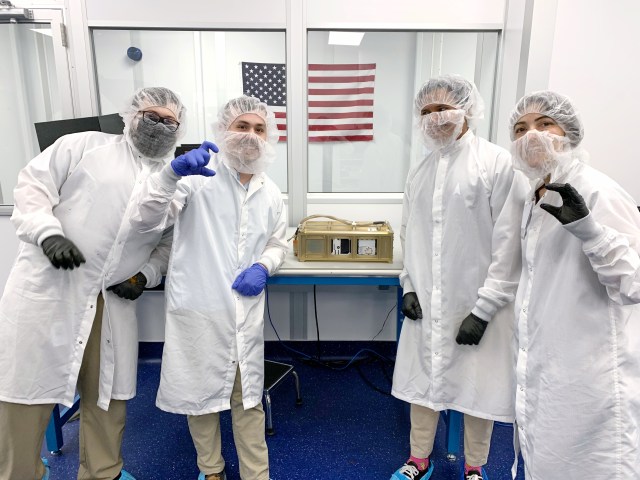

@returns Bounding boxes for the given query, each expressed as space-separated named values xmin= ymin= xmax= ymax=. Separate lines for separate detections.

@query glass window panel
xmin=0 ymin=23 xmax=63 ymax=205
xmin=92 ymin=29 xmax=288 ymax=192
xmin=307 ymin=30 xmax=499 ymax=193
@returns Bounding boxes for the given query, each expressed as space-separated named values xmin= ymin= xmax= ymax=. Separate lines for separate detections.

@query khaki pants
xmin=0 ymin=294 xmax=127 ymax=480
xmin=188 ymin=368 xmax=269 ymax=480
xmin=410 ymin=403 xmax=494 ymax=467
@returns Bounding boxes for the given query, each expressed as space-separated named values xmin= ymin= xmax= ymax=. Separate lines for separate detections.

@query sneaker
xmin=119 ymin=471 xmax=136 ymax=480
xmin=462 ymin=467 xmax=488 ymax=480
xmin=390 ymin=460 xmax=434 ymax=480
xmin=41 ymin=458 xmax=50 ymax=480
xmin=197 ymin=471 xmax=226 ymax=480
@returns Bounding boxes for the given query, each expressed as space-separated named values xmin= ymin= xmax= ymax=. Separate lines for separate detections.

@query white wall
xmin=306 ymin=0 xmax=505 ymax=27
xmin=546 ymin=0 xmax=640 ymax=202
xmin=85 ymin=0 xmax=286 ymax=28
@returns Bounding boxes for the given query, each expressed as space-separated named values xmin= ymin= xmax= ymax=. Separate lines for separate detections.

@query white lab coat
xmin=392 ymin=131 xmax=528 ymax=422
xmin=130 ymin=157 xmax=287 ymax=415
xmin=514 ymin=159 xmax=640 ymax=479
xmin=0 ymin=132 xmax=171 ymax=410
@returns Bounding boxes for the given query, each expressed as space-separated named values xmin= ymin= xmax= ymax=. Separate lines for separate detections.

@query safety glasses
xmin=140 ymin=111 xmax=180 ymax=132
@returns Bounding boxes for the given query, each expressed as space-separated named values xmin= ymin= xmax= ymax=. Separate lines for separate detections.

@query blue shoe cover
xmin=41 ymin=458 xmax=50 ymax=480
xmin=119 ymin=470 xmax=136 ymax=480
xmin=391 ymin=461 xmax=434 ymax=479
xmin=461 ymin=467 xmax=489 ymax=480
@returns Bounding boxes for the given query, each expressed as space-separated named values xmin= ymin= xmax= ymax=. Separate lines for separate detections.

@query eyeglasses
xmin=140 ymin=111 xmax=180 ymax=132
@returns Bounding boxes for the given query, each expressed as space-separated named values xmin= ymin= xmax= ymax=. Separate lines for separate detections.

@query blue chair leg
xmin=44 ymin=396 xmax=81 ymax=455
xmin=45 ymin=405 xmax=63 ymax=455
xmin=445 ymin=410 xmax=462 ymax=462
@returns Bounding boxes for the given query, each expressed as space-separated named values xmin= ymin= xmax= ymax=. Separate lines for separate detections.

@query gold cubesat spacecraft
xmin=292 ymin=215 xmax=394 ymax=263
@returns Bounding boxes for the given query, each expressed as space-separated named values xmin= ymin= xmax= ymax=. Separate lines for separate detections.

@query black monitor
xmin=34 ymin=113 xmax=125 ymax=152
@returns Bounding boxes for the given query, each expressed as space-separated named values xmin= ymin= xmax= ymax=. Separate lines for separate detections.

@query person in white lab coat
xmin=0 ymin=87 xmax=185 ymax=480
xmin=390 ymin=75 xmax=528 ymax=480
xmin=130 ymin=95 xmax=287 ymax=480
xmin=508 ymin=90 xmax=640 ymax=479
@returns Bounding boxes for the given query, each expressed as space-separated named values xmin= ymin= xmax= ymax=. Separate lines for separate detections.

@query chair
xmin=263 ymin=359 xmax=302 ymax=435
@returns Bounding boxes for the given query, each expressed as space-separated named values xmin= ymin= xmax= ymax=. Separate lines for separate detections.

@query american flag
xmin=242 ymin=61 xmax=375 ymax=142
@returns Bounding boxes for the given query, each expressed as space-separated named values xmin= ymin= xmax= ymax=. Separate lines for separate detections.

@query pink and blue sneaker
xmin=462 ymin=467 xmax=488 ymax=480
xmin=390 ymin=460 xmax=434 ymax=480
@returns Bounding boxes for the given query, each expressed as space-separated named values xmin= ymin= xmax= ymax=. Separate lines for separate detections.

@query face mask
xmin=128 ymin=117 xmax=178 ymax=158
xmin=511 ymin=130 xmax=571 ymax=180
xmin=419 ymin=109 xmax=466 ymax=151
xmin=222 ymin=131 xmax=276 ymax=174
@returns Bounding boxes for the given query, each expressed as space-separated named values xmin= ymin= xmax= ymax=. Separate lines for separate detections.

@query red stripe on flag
xmin=308 ymin=87 xmax=374 ymax=95
xmin=308 ymin=63 xmax=376 ymax=71
xmin=308 ymin=75 xmax=375 ymax=83
xmin=274 ymin=112 xmax=286 ymax=118
xmin=309 ymin=100 xmax=373 ymax=107
xmin=309 ymin=135 xmax=374 ymax=142
xmin=308 ymin=123 xmax=373 ymax=131
xmin=308 ymin=112 xmax=373 ymax=119
xmin=279 ymin=136 xmax=287 ymax=142
xmin=276 ymin=124 xmax=287 ymax=130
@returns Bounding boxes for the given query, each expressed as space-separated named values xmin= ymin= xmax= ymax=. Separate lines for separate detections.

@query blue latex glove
xmin=232 ymin=263 xmax=269 ymax=296
xmin=171 ymin=141 xmax=219 ymax=177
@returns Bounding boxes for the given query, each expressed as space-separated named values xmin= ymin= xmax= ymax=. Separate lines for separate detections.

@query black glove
xmin=401 ymin=292 xmax=423 ymax=320
xmin=108 ymin=272 xmax=147 ymax=301
xmin=540 ymin=183 xmax=590 ymax=225
xmin=41 ymin=235 xmax=86 ymax=270
xmin=456 ymin=313 xmax=489 ymax=345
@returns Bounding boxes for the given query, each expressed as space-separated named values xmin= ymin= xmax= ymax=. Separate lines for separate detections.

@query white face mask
xmin=221 ymin=131 xmax=276 ymax=174
xmin=511 ymin=130 xmax=571 ymax=180
xmin=419 ymin=109 xmax=466 ymax=151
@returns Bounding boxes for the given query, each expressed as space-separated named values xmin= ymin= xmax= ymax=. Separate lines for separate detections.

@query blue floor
xmin=41 ymin=341 xmax=525 ymax=479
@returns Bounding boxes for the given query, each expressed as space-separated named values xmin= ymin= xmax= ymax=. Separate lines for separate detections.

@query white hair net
xmin=212 ymin=95 xmax=279 ymax=146
xmin=120 ymin=87 xmax=187 ymax=141
xmin=508 ymin=91 xmax=583 ymax=148
xmin=414 ymin=74 xmax=485 ymax=128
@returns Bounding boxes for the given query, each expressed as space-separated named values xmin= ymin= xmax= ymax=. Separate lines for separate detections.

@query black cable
xmin=372 ymin=302 xmax=397 ymax=341
xmin=356 ymin=357 xmax=393 ymax=396
xmin=313 ymin=285 xmax=321 ymax=361
xmin=265 ymin=286 xmax=396 ymax=379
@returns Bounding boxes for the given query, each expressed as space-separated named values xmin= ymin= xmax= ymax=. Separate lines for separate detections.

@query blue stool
xmin=45 ymin=395 xmax=80 ymax=454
